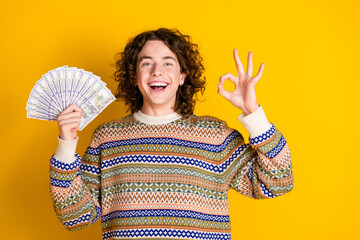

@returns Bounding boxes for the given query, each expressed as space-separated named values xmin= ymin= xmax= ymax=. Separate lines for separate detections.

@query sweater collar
xmin=133 ymin=110 xmax=182 ymax=125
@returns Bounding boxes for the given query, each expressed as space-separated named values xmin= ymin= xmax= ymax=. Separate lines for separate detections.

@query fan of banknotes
xmin=26 ymin=66 xmax=115 ymax=130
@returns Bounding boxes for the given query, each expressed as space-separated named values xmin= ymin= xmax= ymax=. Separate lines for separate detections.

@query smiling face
xmin=136 ymin=40 xmax=186 ymax=116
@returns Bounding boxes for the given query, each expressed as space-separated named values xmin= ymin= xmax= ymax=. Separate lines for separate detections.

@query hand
xmin=57 ymin=104 xmax=82 ymax=140
xmin=218 ymin=49 xmax=265 ymax=115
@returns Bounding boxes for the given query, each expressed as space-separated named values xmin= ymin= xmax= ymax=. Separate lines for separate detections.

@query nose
xmin=151 ymin=63 xmax=163 ymax=76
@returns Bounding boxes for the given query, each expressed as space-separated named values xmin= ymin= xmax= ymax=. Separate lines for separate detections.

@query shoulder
xmin=90 ymin=114 xmax=138 ymax=141
xmin=182 ymin=115 xmax=244 ymax=142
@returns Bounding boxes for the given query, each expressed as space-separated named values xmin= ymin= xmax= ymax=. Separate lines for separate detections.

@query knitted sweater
xmin=49 ymin=106 xmax=293 ymax=240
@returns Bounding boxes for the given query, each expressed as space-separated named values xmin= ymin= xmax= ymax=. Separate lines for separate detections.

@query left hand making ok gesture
xmin=218 ymin=49 xmax=265 ymax=116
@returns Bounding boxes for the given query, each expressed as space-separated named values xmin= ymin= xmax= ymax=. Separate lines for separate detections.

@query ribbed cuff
xmin=54 ymin=136 xmax=79 ymax=164
xmin=238 ymin=105 xmax=272 ymax=138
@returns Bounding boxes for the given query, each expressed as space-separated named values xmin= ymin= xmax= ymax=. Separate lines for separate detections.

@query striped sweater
xmin=49 ymin=106 xmax=293 ymax=240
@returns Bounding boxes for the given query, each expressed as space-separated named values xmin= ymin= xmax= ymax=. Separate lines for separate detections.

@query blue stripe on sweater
xmin=103 ymin=228 xmax=231 ymax=240
xmin=101 ymin=209 xmax=230 ymax=223
xmin=86 ymin=130 xmax=242 ymax=155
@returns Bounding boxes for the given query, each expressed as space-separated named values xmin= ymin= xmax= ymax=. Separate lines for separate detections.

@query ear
xmin=180 ymin=73 xmax=186 ymax=85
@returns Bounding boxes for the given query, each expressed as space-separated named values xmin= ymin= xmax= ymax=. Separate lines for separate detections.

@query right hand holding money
xmin=57 ymin=104 xmax=82 ymax=140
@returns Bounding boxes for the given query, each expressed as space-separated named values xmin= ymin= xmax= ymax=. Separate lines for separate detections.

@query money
xmin=26 ymin=66 xmax=115 ymax=130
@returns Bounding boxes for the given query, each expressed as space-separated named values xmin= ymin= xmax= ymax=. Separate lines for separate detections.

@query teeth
xmin=149 ymin=82 xmax=167 ymax=87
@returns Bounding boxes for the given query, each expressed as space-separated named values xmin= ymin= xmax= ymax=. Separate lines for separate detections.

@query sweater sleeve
xmin=49 ymin=130 xmax=102 ymax=231
xmin=228 ymin=106 xmax=294 ymax=199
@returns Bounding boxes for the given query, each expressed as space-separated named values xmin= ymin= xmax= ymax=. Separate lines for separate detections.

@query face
xmin=136 ymin=40 xmax=186 ymax=115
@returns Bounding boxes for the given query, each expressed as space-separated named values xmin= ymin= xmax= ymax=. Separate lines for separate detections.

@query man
xmin=50 ymin=28 xmax=293 ymax=240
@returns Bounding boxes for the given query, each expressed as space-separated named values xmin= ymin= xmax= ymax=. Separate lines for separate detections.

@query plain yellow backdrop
xmin=1 ymin=0 xmax=359 ymax=239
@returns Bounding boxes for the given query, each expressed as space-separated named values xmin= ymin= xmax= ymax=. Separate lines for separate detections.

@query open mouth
xmin=149 ymin=82 xmax=168 ymax=91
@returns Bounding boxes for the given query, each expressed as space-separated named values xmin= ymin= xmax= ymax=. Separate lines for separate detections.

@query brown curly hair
xmin=113 ymin=28 xmax=206 ymax=117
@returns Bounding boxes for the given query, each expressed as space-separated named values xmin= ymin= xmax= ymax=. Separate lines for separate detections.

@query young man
xmin=51 ymin=28 xmax=293 ymax=240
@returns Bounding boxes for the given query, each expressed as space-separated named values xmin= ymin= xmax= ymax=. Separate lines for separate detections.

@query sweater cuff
xmin=54 ymin=136 xmax=79 ymax=164
xmin=238 ymin=105 xmax=272 ymax=138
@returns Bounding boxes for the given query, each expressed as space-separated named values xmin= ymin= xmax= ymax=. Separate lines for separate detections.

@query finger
xmin=247 ymin=51 xmax=253 ymax=77
xmin=57 ymin=111 xmax=82 ymax=121
xmin=217 ymin=83 xmax=231 ymax=100
xmin=62 ymin=104 xmax=82 ymax=115
xmin=220 ymin=73 xmax=237 ymax=86
xmin=252 ymin=63 xmax=265 ymax=84
xmin=58 ymin=117 xmax=81 ymax=126
xmin=233 ymin=49 xmax=245 ymax=75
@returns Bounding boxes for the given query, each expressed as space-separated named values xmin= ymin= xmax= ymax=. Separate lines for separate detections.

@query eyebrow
xmin=138 ymin=56 xmax=177 ymax=63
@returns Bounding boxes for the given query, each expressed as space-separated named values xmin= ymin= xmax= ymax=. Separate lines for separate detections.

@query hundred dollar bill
xmin=28 ymin=82 xmax=61 ymax=114
xmin=27 ymin=109 xmax=57 ymax=121
xmin=78 ymin=86 xmax=115 ymax=130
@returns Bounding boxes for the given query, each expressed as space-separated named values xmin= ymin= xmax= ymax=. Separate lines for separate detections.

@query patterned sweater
xmin=49 ymin=106 xmax=293 ymax=240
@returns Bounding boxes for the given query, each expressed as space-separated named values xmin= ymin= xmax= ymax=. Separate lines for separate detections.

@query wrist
xmin=243 ymin=104 xmax=260 ymax=116
xmin=238 ymin=105 xmax=272 ymax=138
xmin=59 ymin=133 xmax=77 ymax=141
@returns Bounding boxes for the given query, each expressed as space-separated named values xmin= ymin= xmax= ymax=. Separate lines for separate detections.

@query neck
xmin=133 ymin=110 xmax=182 ymax=125
xmin=141 ymin=104 xmax=175 ymax=116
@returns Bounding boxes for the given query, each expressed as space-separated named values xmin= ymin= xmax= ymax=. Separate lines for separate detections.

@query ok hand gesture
xmin=218 ymin=49 xmax=265 ymax=115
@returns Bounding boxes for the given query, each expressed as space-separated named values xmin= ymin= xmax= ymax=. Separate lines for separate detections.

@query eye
xmin=165 ymin=62 xmax=173 ymax=66
xmin=142 ymin=62 xmax=152 ymax=67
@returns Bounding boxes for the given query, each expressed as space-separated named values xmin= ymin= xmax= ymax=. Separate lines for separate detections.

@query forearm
xmin=231 ymin=106 xmax=294 ymax=199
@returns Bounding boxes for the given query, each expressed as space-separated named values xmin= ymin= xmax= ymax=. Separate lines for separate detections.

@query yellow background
xmin=1 ymin=0 xmax=359 ymax=239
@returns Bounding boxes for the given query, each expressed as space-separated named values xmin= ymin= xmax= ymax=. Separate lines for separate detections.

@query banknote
xmin=78 ymin=86 xmax=115 ymax=130
xmin=26 ymin=66 xmax=116 ymax=130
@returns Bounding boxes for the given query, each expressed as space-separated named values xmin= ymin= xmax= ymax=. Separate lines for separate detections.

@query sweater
xmin=49 ymin=106 xmax=294 ymax=240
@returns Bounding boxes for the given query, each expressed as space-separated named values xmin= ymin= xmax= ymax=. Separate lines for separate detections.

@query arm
xmin=49 ymin=104 xmax=101 ymax=231
xmin=229 ymin=106 xmax=293 ymax=199
xmin=218 ymin=50 xmax=293 ymax=198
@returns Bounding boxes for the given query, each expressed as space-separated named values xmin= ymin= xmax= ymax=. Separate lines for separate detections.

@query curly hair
xmin=113 ymin=28 xmax=206 ymax=117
